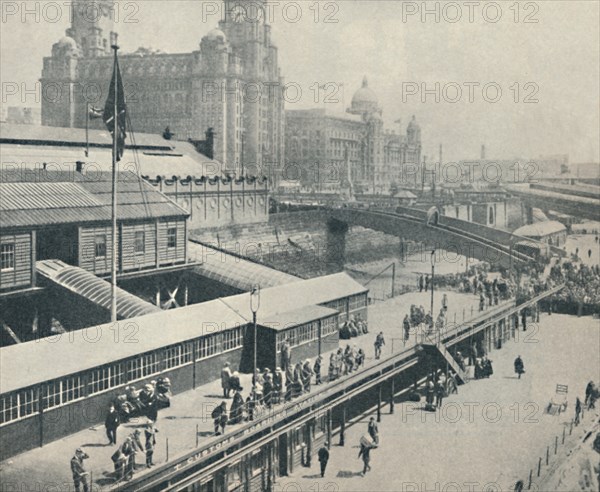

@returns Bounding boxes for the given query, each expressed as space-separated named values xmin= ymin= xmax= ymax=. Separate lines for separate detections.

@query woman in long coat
xmin=230 ymin=389 xmax=244 ymax=424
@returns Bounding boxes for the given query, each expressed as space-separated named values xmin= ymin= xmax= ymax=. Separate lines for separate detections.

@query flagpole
xmin=110 ymin=44 xmax=119 ymax=323
xmin=85 ymin=102 xmax=90 ymax=158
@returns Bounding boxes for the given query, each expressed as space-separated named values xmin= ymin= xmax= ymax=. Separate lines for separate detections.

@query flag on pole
xmin=103 ymin=53 xmax=127 ymax=161
xmin=89 ymin=106 xmax=104 ymax=119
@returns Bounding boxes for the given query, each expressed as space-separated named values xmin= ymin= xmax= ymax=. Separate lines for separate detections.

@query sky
xmin=1 ymin=0 xmax=599 ymax=164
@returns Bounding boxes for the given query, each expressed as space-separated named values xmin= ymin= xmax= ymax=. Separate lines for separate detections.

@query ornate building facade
xmin=285 ymin=77 xmax=422 ymax=193
xmin=40 ymin=0 xmax=285 ymax=175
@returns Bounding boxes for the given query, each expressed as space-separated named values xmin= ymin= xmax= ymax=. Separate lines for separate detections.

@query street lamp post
xmin=250 ymin=284 xmax=261 ymax=399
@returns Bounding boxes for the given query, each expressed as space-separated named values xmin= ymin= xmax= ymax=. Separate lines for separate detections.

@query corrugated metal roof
xmin=0 ymin=182 xmax=103 ymax=210
xmin=0 ymin=175 xmax=188 ymax=228
xmin=36 ymin=260 xmax=160 ymax=319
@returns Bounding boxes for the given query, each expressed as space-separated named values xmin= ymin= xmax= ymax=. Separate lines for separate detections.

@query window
xmin=95 ymin=235 xmax=107 ymax=258
xmin=222 ymin=328 xmax=243 ymax=352
xmin=165 ymin=343 xmax=192 ymax=370
xmin=134 ymin=231 xmax=145 ymax=254
xmin=167 ymin=228 xmax=177 ymax=248
xmin=195 ymin=333 xmax=222 ymax=360
xmin=127 ymin=352 xmax=160 ymax=382
xmin=43 ymin=375 xmax=84 ymax=410
xmin=0 ymin=243 xmax=15 ymax=271
xmin=0 ymin=393 xmax=19 ymax=425
xmin=89 ymin=364 xmax=124 ymax=394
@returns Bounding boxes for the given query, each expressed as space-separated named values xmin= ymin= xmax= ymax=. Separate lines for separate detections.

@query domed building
xmin=348 ymin=77 xmax=381 ymax=117
xmin=286 ymin=76 xmax=422 ymax=194
xmin=40 ymin=0 xmax=285 ymax=176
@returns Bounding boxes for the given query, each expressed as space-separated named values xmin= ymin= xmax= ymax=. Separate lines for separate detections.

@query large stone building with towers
xmin=285 ymin=77 xmax=422 ymax=193
xmin=40 ymin=0 xmax=285 ymax=176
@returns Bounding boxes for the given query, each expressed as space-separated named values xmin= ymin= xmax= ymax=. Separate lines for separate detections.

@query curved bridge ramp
xmin=328 ymin=207 xmax=537 ymax=268
xmin=36 ymin=260 xmax=161 ymax=319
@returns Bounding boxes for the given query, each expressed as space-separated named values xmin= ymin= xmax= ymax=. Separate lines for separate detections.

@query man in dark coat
xmin=70 ymin=448 xmax=90 ymax=492
xmin=281 ymin=339 xmax=292 ymax=373
xmin=212 ymin=401 xmax=228 ymax=435
xmin=105 ymin=404 xmax=120 ymax=445
xmin=418 ymin=274 xmax=424 ymax=292
xmin=313 ymin=356 xmax=323 ymax=385
xmin=358 ymin=442 xmax=373 ymax=476
xmin=144 ymin=420 xmax=158 ymax=468
xmin=403 ymin=315 xmax=411 ymax=343
xmin=367 ymin=417 xmax=379 ymax=444
xmin=121 ymin=436 xmax=136 ymax=481
xmin=230 ymin=388 xmax=245 ymax=424
xmin=514 ymin=356 xmax=525 ymax=379
xmin=318 ymin=442 xmax=330 ymax=478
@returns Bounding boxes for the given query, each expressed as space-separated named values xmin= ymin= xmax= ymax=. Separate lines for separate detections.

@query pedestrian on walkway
xmin=212 ymin=401 xmax=228 ymax=435
xmin=281 ymin=338 xmax=292 ymax=373
xmin=442 ymin=293 xmax=448 ymax=311
xmin=121 ymin=436 xmax=136 ymax=481
xmin=314 ymin=356 xmax=323 ymax=385
xmin=111 ymin=446 xmax=127 ymax=481
xmin=318 ymin=442 xmax=330 ymax=478
xmin=229 ymin=371 xmax=242 ymax=393
xmin=418 ymin=274 xmax=424 ymax=292
xmin=425 ymin=379 xmax=435 ymax=411
xmin=273 ymin=368 xmax=283 ymax=404
xmin=356 ymin=348 xmax=365 ymax=368
xmin=358 ymin=442 xmax=373 ymax=476
xmin=70 ymin=448 xmax=90 ymax=492
xmin=424 ymin=274 xmax=430 ymax=292
xmin=105 ymin=404 xmax=120 ymax=445
xmin=221 ymin=362 xmax=232 ymax=398
xmin=435 ymin=379 xmax=445 ymax=409
xmin=230 ymin=388 xmax=245 ymax=424
xmin=514 ymin=355 xmax=525 ymax=379
xmin=367 ymin=417 xmax=379 ymax=444
xmin=144 ymin=420 xmax=158 ymax=468
xmin=575 ymin=397 xmax=583 ymax=425
xmin=374 ymin=332 xmax=385 ymax=359
xmin=403 ymin=315 xmax=411 ymax=344
xmin=479 ymin=293 xmax=485 ymax=312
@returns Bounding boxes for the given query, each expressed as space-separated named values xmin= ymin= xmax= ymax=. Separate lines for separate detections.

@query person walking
xmin=281 ymin=338 xmax=292 ymax=373
xmin=442 ymin=293 xmax=448 ymax=311
xmin=358 ymin=442 xmax=373 ymax=476
xmin=121 ymin=436 xmax=136 ymax=481
xmin=514 ymin=355 xmax=525 ymax=379
xmin=221 ymin=362 xmax=232 ymax=398
xmin=367 ymin=417 xmax=379 ymax=444
xmin=144 ymin=420 xmax=158 ymax=468
xmin=317 ymin=442 xmax=330 ymax=478
xmin=374 ymin=332 xmax=385 ymax=359
xmin=105 ymin=404 xmax=120 ymax=445
xmin=70 ymin=448 xmax=90 ymax=492
xmin=212 ymin=401 xmax=228 ymax=435
xmin=424 ymin=274 xmax=430 ymax=292
xmin=435 ymin=379 xmax=445 ymax=409
xmin=403 ymin=315 xmax=411 ymax=344
xmin=418 ymin=274 xmax=424 ymax=292
xmin=575 ymin=397 xmax=582 ymax=425
xmin=314 ymin=356 xmax=323 ymax=385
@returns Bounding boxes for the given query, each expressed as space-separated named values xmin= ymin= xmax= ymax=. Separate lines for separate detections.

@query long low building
xmin=0 ymin=272 xmax=368 ymax=460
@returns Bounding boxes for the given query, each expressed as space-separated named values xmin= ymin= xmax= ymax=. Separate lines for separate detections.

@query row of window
xmin=274 ymin=316 xmax=339 ymax=353
xmin=0 ymin=327 xmax=244 ymax=426
xmin=93 ymin=229 xmax=177 ymax=259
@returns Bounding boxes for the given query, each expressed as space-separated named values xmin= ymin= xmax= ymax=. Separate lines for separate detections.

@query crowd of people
xmin=545 ymin=261 xmax=600 ymax=316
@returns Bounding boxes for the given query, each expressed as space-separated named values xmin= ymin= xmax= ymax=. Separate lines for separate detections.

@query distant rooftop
xmin=513 ymin=221 xmax=567 ymax=237
xmin=0 ymin=123 xmax=223 ymax=178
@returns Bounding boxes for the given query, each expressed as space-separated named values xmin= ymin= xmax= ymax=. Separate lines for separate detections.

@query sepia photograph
xmin=0 ymin=1 xmax=599 ymax=491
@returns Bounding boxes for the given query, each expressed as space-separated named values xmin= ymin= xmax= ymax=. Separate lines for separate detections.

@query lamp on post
xmin=250 ymin=284 xmax=261 ymax=399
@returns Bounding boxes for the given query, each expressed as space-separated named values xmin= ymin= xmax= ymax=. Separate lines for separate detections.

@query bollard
xmin=555 ymin=436 xmax=558 ymax=454
xmin=196 ymin=424 xmax=199 ymax=447
xmin=529 ymin=469 xmax=533 ymax=489
xmin=166 ymin=438 xmax=169 ymax=462
xmin=546 ymin=446 xmax=549 ymax=465
xmin=562 ymin=427 xmax=566 ymax=444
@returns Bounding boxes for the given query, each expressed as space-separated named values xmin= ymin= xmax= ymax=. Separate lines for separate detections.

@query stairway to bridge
xmin=36 ymin=260 xmax=161 ymax=319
